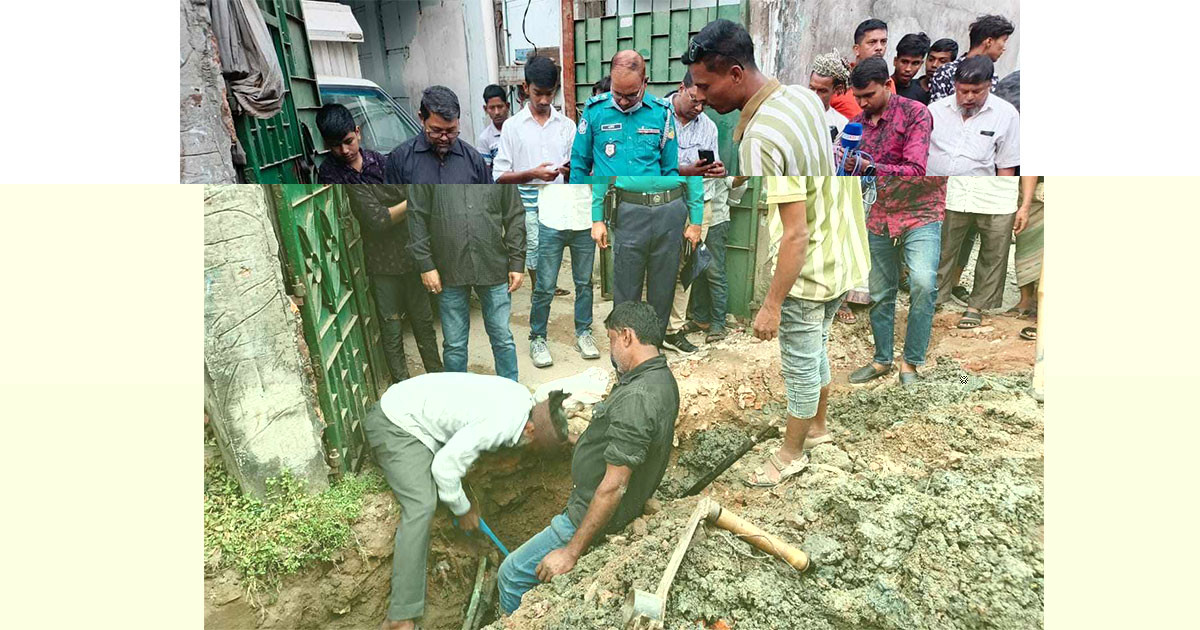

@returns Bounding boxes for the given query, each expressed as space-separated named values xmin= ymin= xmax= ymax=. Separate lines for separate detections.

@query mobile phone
xmin=698 ymin=150 xmax=715 ymax=165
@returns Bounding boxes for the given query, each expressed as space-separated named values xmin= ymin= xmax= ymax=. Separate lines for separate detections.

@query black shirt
xmin=345 ymin=185 xmax=413 ymax=276
xmin=384 ymin=134 xmax=493 ymax=184
xmin=566 ymin=354 xmax=679 ymax=535
xmin=894 ymin=75 xmax=930 ymax=105
xmin=406 ymin=184 xmax=525 ymax=287
xmin=316 ymin=149 xmax=387 ymax=184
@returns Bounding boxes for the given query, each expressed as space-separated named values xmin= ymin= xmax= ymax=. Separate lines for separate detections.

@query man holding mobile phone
xmin=669 ymin=71 xmax=725 ymax=178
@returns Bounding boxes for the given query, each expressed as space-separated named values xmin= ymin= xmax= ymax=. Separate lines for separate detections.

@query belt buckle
xmin=652 ymin=194 xmax=662 ymax=204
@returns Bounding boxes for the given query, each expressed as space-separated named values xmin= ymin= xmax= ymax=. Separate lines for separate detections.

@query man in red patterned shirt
xmin=839 ymin=58 xmax=933 ymax=176
xmin=849 ymin=177 xmax=946 ymax=386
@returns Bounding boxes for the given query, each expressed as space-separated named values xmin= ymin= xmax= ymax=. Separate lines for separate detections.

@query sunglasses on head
xmin=685 ymin=37 xmax=743 ymax=69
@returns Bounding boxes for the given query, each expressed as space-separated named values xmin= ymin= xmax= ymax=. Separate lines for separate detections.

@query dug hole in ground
xmin=205 ymin=254 xmax=1043 ymax=630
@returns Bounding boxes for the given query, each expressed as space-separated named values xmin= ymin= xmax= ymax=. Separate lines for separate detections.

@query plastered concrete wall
xmin=181 ymin=0 xmax=237 ymax=184
xmin=204 ymin=185 xmax=328 ymax=499
xmin=751 ymin=0 xmax=1020 ymax=85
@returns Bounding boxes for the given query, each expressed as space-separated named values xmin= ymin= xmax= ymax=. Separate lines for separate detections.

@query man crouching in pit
xmin=362 ymin=373 xmax=570 ymax=630
xmin=497 ymin=301 xmax=681 ymax=615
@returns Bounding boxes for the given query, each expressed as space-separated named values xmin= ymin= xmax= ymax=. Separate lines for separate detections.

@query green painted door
xmin=234 ymin=0 xmax=322 ymax=184
xmin=270 ymin=184 xmax=389 ymax=474
xmin=723 ymin=177 xmax=764 ymax=319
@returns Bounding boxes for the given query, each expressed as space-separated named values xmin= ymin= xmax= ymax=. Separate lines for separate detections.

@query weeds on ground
xmin=203 ymin=461 xmax=387 ymax=594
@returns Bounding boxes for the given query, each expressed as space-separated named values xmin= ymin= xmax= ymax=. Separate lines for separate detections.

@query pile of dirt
xmin=492 ymin=362 xmax=1043 ymax=630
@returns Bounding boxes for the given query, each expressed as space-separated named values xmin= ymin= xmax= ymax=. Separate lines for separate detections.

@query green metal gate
xmin=234 ymin=0 xmax=322 ymax=184
xmin=270 ymin=184 xmax=390 ymax=474
xmin=573 ymin=0 xmax=747 ymax=174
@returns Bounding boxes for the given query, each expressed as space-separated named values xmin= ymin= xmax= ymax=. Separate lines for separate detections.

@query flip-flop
xmin=1020 ymin=326 xmax=1037 ymax=341
xmin=836 ymin=306 xmax=857 ymax=324
xmin=744 ymin=452 xmax=809 ymax=487
xmin=1002 ymin=307 xmax=1032 ymax=318
xmin=957 ymin=311 xmax=983 ymax=329
xmin=803 ymin=433 xmax=833 ymax=452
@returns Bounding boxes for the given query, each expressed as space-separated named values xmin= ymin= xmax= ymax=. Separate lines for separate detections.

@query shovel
xmin=622 ymin=498 xmax=712 ymax=629
xmin=453 ymin=515 xmax=510 ymax=557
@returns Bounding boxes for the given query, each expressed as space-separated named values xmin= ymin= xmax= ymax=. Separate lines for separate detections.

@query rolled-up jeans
xmin=438 ymin=283 xmax=518 ymax=381
xmin=497 ymin=512 xmax=577 ymax=614
xmin=779 ymin=294 xmax=846 ymax=419
xmin=868 ymin=221 xmax=941 ymax=367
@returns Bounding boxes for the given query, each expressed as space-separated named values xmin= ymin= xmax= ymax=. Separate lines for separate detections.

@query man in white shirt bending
xmin=362 ymin=373 xmax=569 ymax=630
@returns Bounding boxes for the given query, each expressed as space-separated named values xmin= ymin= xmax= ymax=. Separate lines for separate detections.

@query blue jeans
xmin=868 ymin=222 xmax=941 ymax=367
xmin=497 ymin=512 xmax=577 ymax=614
xmin=688 ymin=220 xmax=730 ymax=333
xmin=779 ymin=294 xmax=845 ymax=419
xmin=525 ymin=210 xmax=540 ymax=271
xmin=438 ymin=283 xmax=518 ymax=381
xmin=530 ymin=223 xmax=596 ymax=339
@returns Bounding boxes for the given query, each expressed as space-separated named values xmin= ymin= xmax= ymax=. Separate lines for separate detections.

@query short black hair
xmin=315 ymin=103 xmax=356 ymax=145
xmin=850 ymin=57 xmax=890 ymax=89
xmin=955 ymin=54 xmax=994 ymax=84
xmin=524 ymin=56 xmax=560 ymax=90
xmin=896 ymin=32 xmax=931 ymax=59
xmin=482 ymin=84 xmax=506 ymax=104
xmin=681 ymin=69 xmax=694 ymax=88
xmin=592 ymin=75 xmax=611 ymax=95
xmin=969 ymin=14 xmax=1015 ymax=49
xmin=930 ymin=38 xmax=959 ymax=59
xmin=419 ymin=85 xmax=461 ymax=121
xmin=994 ymin=70 xmax=1020 ymax=112
xmin=854 ymin=18 xmax=888 ymax=44
xmin=680 ymin=18 xmax=757 ymax=72
xmin=604 ymin=302 xmax=662 ymax=348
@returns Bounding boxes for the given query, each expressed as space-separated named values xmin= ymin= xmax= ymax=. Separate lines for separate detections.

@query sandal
xmin=1020 ymin=326 xmax=1037 ymax=341
xmin=803 ymin=433 xmax=833 ymax=452
xmin=849 ymin=363 xmax=892 ymax=384
xmin=836 ymin=305 xmax=857 ymax=324
xmin=554 ymin=287 xmax=570 ymax=297
xmin=1002 ymin=306 xmax=1033 ymax=318
xmin=957 ymin=311 xmax=983 ymax=329
xmin=744 ymin=452 xmax=809 ymax=487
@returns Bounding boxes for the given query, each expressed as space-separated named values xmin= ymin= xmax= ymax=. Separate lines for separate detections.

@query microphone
xmin=837 ymin=122 xmax=863 ymax=175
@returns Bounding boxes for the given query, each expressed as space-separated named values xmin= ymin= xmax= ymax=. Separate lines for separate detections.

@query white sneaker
xmin=575 ymin=332 xmax=600 ymax=359
xmin=530 ymin=337 xmax=553 ymax=368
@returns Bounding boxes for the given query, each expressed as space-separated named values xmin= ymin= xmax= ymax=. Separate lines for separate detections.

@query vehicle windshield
xmin=319 ymin=86 xmax=418 ymax=154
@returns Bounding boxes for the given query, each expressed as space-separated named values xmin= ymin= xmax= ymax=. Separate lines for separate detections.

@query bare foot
xmin=381 ymin=619 xmax=414 ymax=630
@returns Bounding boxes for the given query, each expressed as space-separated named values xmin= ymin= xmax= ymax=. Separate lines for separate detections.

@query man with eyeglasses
xmin=683 ymin=19 xmax=832 ymax=176
xmin=568 ymin=50 xmax=678 ymax=180
xmin=385 ymin=85 xmax=492 ymax=184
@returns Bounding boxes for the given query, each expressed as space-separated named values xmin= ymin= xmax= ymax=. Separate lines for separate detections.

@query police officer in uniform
xmin=569 ymin=50 xmax=679 ymax=180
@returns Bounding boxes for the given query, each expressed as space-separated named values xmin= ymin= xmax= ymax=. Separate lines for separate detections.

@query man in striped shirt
xmin=746 ymin=176 xmax=870 ymax=487
xmin=682 ymin=19 xmax=834 ymax=176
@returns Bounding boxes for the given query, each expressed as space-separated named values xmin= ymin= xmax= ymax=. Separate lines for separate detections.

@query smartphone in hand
xmin=698 ymin=149 xmax=715 ymax=165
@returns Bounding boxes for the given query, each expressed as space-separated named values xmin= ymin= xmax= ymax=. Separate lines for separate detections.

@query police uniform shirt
xmin=568 ymin=91 xmax=679 ymax=181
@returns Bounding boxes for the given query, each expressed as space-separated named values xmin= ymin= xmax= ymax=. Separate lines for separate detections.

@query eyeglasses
xmin=424 ymin=127 xmax=460 ymax=140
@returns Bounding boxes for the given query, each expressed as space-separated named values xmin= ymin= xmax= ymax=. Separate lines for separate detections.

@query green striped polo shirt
xmin=735 ymin=78 xmax=835 ymax=176
xmin=765 ymin=176 xmax=871 ymax=302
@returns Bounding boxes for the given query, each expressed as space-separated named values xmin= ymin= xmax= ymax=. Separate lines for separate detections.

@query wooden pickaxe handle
xmin=706 ymin=503 xmax=811 ymax=572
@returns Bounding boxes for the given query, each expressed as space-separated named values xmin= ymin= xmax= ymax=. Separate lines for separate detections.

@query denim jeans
xmin=868 ymin=222 xmax=941 ymax=367
xmin=438 ymin=283 xmax=518 ymax=381
xmin=530 ymin=222 xmax=595 ymax=340
xmin=688 ymin=220 xmax=730 ymax=333
xmin=371 ymin=273 xmax=442 ymax=382
xmin=779 ymin=294 xmax=845 ymax=419
xmin=525 ymin=210 xmax=540 ymax=271
xmin=497 ymin=512 xmax=577 ymax=614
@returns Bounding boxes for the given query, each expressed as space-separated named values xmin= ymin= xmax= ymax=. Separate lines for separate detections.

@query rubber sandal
xmin=957 ymin=311 xmax=983 ymax=329
xmin=744 ymin=452 xmax=809 ymax=487
xmin=836 ymin=306 xmax=857 ymax=324
xmin=849 ymin=363 xmax=891 ymax=384
xmin=898 ymin=371 xmax=919 ymax=387
xmin=1002 ymin=307 xmax=1032 ymax=318
xmin=1020 ymin=326 xmax=1037 ymax=341
xmin=803 ymin=433 xmax=833 ymax=451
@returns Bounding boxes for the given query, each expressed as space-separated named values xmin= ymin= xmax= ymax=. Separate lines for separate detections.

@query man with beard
xmin=385 ymin=85 xmax=492 ymax=184
xmin=927 ymin=55 xmax=1020 ymax=176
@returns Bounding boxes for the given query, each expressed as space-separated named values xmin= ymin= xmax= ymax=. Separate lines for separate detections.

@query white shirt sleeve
xmin=429 ymin=419 xmax=520 ymax=516
xmin=996 ymin=109 xmax=1021 ymax=170
xmin=493 ymin=124 xmax=516 ymax=181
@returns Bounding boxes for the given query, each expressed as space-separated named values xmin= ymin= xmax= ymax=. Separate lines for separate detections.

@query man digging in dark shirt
xmin=496 ymin=301 xmax=680 ymax=615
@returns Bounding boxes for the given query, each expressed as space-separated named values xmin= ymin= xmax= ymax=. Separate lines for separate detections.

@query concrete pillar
xmin=181 ymin=0 xmax=237 ymax=184
xmin=204 ymin=185 xmax=328 ymax=499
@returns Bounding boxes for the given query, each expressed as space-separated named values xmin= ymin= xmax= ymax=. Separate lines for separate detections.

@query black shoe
xmin=951 ymin=285 xmax=970 ymax=306
xmin=849 ymin=363 xmax=891 ymax=384
xmin=663 ymin=332 xmax=698 ymax=354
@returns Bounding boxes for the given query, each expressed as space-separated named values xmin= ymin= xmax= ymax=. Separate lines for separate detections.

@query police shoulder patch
xmin=578 ymin=119 xmax=588 ymax=134
xmin=647 ymin=93 xmax=668 ymax=108
xmin=585 ymin=93 xmax=610 ymax=106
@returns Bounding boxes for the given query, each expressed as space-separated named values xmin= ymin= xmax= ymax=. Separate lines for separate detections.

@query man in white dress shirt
xmin=927 ymin=55 xmax=1020 ymax=176
xmin=362 ymin=372 xmax=568 ymax=630
xmin=475 ymin=84 xmax=509 ymax=169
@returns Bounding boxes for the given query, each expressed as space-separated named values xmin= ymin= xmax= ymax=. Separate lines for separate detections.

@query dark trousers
xmin=688 ymin=220 xmax=730 ymax=333
xmin=611 ymin=197 xmax=689 ymax=339
xmin=937 ymin=211 xmax=1016 ymax=311
xmin=372 ymin=273 xmax=442 ymax=382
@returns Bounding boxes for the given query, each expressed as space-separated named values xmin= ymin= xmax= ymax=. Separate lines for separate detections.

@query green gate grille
xmin=270 ymin=184 xmax=389 ymax=473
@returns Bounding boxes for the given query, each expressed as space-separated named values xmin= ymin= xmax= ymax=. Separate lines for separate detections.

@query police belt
xmin=615 ymin=186 xmax=685 ymax=208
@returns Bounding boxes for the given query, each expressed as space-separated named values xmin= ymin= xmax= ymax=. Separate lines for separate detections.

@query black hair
xmin=524 ymin=56 xmax=560 ymax=90
xmin=681 ymin=69 xmax=694 ymax=88
xmin=592 ymin=75 xmax=611 ymax=95
xmin=854 ymin=18 xmax=888 ymax=44
xmin=604 ymin=302 xmax=663 ymax=348
xmin=896 ymin=32 xmax=931 ymax=59
xmin=955 ymin=54 xmax=994 ymax=84
xmin=482 ymin=84 xmax=507 ymax=104
xmin=419 ymin=85 xmax=461 ymax=121
xmin=850 ymin=57 xmax=890 ymax=89
xmin=930 ymin=38 xmax=959 ymax=60
xmin=681 ymin=19 xmax=758 ymax=72
xmin=315 ymin=103 xmax=357 ymax=145
xmin=994 ymin=70 xmax=1020 ymax=112
xmin=969 ymin=14 xmax=1015 ymax=49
